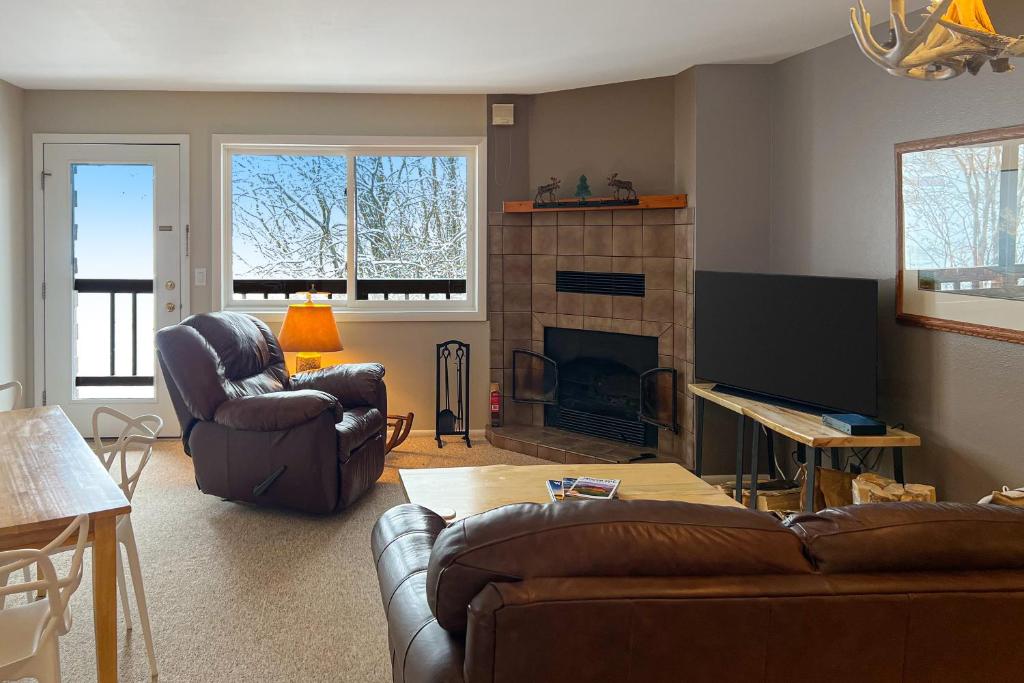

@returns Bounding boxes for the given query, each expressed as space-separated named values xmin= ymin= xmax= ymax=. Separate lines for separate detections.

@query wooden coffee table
xmin=399 ymin=462 xmax=742 ymax=522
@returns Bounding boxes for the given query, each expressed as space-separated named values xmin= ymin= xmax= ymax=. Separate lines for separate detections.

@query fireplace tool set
xmin=436 ymin=340 xmax=471 ymax=448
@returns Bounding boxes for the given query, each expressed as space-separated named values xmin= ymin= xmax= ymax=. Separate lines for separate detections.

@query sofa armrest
xmin=372 ymin=505 xmax=465 ymax=683
xmin=290 ymin=363 xmax=385 ymax=410
xmin=213 ymin=390 xmax=341 ymax=432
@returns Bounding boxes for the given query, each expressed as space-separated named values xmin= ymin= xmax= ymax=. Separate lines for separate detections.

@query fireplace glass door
xmin=511 ymin=349 xmax=558 ymax=404
xmin=639 ymin=367 xmax=679 ymax=433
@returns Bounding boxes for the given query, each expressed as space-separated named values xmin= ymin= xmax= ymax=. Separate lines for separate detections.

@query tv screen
xmin=694 ymin=271 xmax=878 ymax=416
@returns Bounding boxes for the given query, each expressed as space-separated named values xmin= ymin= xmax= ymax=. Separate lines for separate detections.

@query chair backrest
xmin=154 ymin=312 xmax=289 ymax=443
xmin=0 ymin=380 xmax=22 ymax=410
xmin=92 ymin=407 xmax=164 ymax=501
xmin=0 ymin=514 xmax=89 ymax=639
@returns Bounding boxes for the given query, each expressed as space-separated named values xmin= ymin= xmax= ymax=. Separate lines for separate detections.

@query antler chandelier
xmin=851 ymin=0 xmax=1024 ymax=80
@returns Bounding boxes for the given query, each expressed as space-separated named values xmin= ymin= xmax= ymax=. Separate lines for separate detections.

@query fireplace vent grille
xmin=555 ymin=407 xmax=647 ymax=446
xmin=555 ymin=271 xmax=645 ymax=297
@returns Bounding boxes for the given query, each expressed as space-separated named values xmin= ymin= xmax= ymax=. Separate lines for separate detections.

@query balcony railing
xmin=918 ymin=265 xmax=1024 ymax=300
xmin=72 ymin=277 xmax=469 ymax=390
xmin=233 ymin=278 xmax=467 ymax=300
xmin=74 ymin=278 xmax=154 ymax=387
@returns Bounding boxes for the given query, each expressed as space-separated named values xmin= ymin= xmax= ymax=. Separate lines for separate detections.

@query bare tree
xmin=231 ymin=155 xmax=347 ymax=279
xmin=231 ymin=154 xmax=468 ymax=287
xmin=902 ymin=146 xmax=1003 ymax=270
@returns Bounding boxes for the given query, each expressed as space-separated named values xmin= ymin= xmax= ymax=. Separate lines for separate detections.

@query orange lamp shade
xmin=278 ymin=301 xmax=343 ymax=353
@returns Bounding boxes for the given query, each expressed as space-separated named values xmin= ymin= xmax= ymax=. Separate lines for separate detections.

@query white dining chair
xmin=0 ymin=379 xmax=22 ymax=410
xmin=88 ymin=406 xmax=163 ymax=680
xmin=0 ymin=514 xmax=90 ymax=683
xmin=0 ymin=380 xmax=30 ymax=604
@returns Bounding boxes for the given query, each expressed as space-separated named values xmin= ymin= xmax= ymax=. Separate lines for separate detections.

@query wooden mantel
xmin=503 ymin=194 xmax=688 ymax=214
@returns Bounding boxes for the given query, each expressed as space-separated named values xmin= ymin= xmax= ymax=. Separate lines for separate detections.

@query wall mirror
xmin=897 ymin=125 xmax=1024 ymax=344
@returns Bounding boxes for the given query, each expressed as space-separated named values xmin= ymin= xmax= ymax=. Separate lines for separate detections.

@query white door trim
xmin=32 ymin=133 xmax=190 ymax=409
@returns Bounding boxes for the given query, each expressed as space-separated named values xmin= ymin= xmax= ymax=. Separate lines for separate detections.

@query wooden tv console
xmin=688 ymin=383 xmax=921 ymax=513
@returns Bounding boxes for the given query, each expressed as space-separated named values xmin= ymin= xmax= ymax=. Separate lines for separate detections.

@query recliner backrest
xmin=155 ymin=312 xmax=289 ymax=441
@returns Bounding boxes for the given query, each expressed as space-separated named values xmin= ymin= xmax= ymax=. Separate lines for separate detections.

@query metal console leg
xmin=893 ymin=447 xmax=905 ymax=484
xmin=831 ymin=447 xmax=842 ymax=471
xmin=804 ymin=448 xmax=822 ymax=513
xmin=734 ymin=415 xmax=746 ymax=503
xmin=694 ymin=396 xmax=705 ymax=477
xmin=749 ymin=422 xmax=761 ymax=510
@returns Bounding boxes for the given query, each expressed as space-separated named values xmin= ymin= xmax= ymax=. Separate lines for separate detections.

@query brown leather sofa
xmin=156 ymin=311 xmax=387 ymax=513
xmin=372 ymin=500 xmax=1024 ymax=682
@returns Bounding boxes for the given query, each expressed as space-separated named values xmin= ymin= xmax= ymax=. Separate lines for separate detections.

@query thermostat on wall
xmin=492 ymin=103 xmax=514 ymax=126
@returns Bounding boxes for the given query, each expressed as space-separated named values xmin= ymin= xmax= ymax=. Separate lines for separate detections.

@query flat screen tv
xmin=694 ymin=271 xmax=878 ymax=416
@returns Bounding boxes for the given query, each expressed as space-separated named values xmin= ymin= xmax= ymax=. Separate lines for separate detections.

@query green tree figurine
xmin=574 ymin=175 xmax=592 ymax=203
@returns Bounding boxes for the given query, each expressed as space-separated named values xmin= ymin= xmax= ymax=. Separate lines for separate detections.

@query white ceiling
xmin=0 ymin=0 xmax=928 ymax=94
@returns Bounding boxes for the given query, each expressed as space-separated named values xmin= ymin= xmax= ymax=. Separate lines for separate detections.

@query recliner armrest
xmin=213 ymin=390 xmax=341 ymax=432
xmin=290 ymin=363 xmax=385 ymax=409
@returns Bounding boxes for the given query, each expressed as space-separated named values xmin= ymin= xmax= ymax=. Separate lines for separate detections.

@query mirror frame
xmin=896 ymin=123 xmax=1024 ymax=345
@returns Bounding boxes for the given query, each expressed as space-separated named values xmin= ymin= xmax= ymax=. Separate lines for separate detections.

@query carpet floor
xmin=24 ymin=436 xmax=542 ymax=682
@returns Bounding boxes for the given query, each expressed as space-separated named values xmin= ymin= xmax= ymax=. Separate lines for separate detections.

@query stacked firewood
xmin=852 ymin=473 xmax=937 ymax=504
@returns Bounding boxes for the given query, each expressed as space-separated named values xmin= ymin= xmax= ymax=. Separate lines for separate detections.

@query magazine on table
xmin=546 ymin=476 xmax=619 ymax=501
xmin=546 ymin=478 xmax=577 ymax=501
xmin=567 ymin=477 xmax=620 ymax=500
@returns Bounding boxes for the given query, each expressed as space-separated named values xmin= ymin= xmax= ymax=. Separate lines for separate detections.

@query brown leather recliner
xmin=155 ymin=311 xmax=386 ymax=514
xmin=372 ymin=500 xmax=1024 ymax=683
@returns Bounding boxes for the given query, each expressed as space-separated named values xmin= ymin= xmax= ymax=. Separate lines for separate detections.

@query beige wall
xmin=769 ymin=0 xmax=1024 ymax=501
xmin=528 ymin=77 xmax=677 ymax=198
xmin=23 ymin=90 xmax=492 ymax=427
xmin=0 ymin=79 xmax=25 ymax=392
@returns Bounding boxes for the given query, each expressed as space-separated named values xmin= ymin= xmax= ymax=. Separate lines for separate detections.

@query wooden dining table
xmin=0 ymin=405 xmax=129 ymax=683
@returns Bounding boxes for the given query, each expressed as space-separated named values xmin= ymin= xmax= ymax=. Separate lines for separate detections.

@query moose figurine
xmin=607 ymin=173 xmax=638 ymax=201
xmin=535 ymin=177 xmax=561 ymax=204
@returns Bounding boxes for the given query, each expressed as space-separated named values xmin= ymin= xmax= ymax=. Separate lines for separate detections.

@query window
xmin=215 ymin=136 xmax=485 ymax=320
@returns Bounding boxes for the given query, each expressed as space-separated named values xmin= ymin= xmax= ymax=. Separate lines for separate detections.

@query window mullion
xmin=346 ymin=153 xmax=357 ymax=305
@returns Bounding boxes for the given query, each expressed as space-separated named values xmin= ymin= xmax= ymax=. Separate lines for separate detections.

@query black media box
xmin=822 ymin=413 xmax=887 ymax=436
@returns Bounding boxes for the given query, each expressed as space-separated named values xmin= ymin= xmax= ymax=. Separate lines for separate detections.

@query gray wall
xmin=685 ymin=65 xmax=775 ymax=475
xmin=0 ymin=79 xmax=24 ymax=393
xmin=486 ymin=94 xmax=532 ymax=210
xmin=22 ymin=90 xmax=492 ymax=425
xmin=769 ymin=1 xmax=1024 ymax=501
xmin=693 ymin=65 xmax=773 ymax=274
xmin=528 ymin=77 xmax=677 ymax=199
xmin=673 ymin=68 xmax=697 ymax=201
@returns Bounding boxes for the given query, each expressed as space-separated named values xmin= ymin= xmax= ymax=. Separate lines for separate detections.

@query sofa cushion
xmin=785 ymin=503 xmax=1024 ymax=574
xmin=426 ymin=500 xmax=813 ymax=632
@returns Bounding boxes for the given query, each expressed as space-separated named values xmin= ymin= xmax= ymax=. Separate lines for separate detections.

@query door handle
xmin=165 ymin=302 xmax=176 ymax=312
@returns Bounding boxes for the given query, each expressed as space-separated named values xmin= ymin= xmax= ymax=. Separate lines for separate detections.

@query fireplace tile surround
xmin=488 ymin=206 xmax=696 ymax=467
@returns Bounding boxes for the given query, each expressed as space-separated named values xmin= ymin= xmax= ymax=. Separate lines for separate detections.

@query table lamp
xmin=278 ymin=291 xmax=343 ymax=372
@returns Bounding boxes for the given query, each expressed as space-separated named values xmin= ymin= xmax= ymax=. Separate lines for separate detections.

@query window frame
xmin=212 ymin=134 xmax=486 ymax=322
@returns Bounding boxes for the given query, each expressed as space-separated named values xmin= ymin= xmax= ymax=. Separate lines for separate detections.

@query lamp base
xmin=294 ymin=352 xmax=323 ymax=373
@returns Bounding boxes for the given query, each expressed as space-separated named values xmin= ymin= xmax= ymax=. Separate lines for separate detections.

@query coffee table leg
xmin=734 ymin=415 xmax=745 ymax=503
xmin=694 ymin=396 xmax=705 ymax=477
xmin=831 ymin=447 xmax=842 ymax=471
xmin=893 ymin=448 xmax=905 ymax=484
xmin=749 ymin=423 xmax=760 ymax=510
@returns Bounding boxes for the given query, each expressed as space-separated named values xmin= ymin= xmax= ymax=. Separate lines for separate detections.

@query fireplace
xmin=487 ymin=204 xmax=695 ymax=465
xmin=512 ymin=328 xmax=677 ymax=446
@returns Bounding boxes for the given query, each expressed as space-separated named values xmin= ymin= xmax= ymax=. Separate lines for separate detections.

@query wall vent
xmin=555 ymin=271 xmax=645 ymax=297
